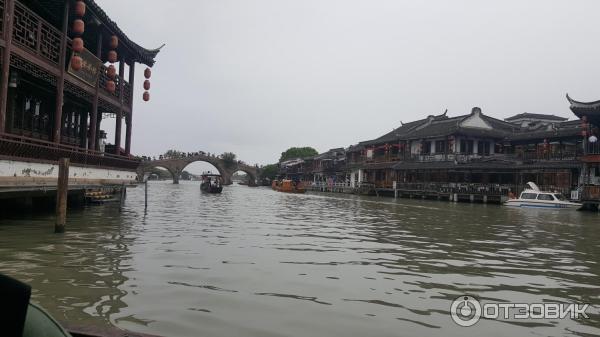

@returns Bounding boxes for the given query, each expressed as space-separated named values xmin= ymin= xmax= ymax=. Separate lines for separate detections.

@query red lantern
xmin=71 ymin=55 xmax=83 ymax=71
xmin=143 ymin=91 xmax=150 ymax=102
xmin=143 ymin=80 xmax=151 ymax=90
xmin=582 ymin=130 xmax=588 ymax=137
xmin=107 ymin=50 xmax=118 ymax=63
xmin=72 ymin=37 xmax=84 ymax=53
xmin=144 ymin=68 xmax=151 ymax=79
xmin=106 ymin=65 xmax=116 ymax=79
xmin=74 ymin=1 xmax=86 ymax=17
xmin=106 ymin=80 xmax=116 ymax=93
xmin=109 ymin=35 xmax=119 ymax=50
xmin=72 ymin=19 xmax=85 ymax=35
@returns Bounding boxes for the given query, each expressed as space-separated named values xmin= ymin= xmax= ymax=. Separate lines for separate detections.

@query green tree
xmin=279 ymin=147 xmax=318 ymax=162
xmin=164 ymin=149 xmax=185 ymax=158
xmin=259 ymin=164 xmax=278 ymax=181
xmin=221 ymin=152 xmax=237 ymax=168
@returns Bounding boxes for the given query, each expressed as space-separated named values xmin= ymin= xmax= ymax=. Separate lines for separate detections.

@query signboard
xmin=366 ymin=149 xmax=373 ymax=159
xmin=67 ymin=49 xmax=102 ymax=87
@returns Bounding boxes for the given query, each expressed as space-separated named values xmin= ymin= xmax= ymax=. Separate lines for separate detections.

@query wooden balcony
xmin=2 ymin=0 xmax=132 ymax=112
xmin=0 ymin=133 xmax=139 ymax=171
xmin=351 ymin=151 xmax=582 ymax=165
xmin=394 ymin=182 xmax=572 ymax=197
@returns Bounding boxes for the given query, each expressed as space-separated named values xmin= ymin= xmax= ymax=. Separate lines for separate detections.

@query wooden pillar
xmin=89 ymin=31 xmax=102 ymax=151
xmin=0 ymin=0 xmax=15 ymax=133
xmin=55 ymin=158 xmax=69 ymax=233
xmin=125 ymin=62 xmax=135 ymax=155
xmin=80 ymin=110 xmax=87 ymax=148
xmin=114 ymin=60 xmax=125 ymax=154
xmin=52 ymin=0 xmax=70 ymax=143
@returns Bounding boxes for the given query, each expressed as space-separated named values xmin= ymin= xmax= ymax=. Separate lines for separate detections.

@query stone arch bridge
xmin=138 ymin=154 xmax=260 ymax=185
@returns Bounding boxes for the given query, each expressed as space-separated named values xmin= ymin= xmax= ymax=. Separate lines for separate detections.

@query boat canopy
xmin=525 ymin=182 xmax=541 ymax=191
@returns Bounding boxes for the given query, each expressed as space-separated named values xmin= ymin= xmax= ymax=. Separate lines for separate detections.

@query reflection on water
xmin=0 ymin=181 xmax=599 ymax=337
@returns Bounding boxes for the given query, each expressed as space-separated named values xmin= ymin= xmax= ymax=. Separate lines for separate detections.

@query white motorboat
xmin=504 ymin=182 xmax=582 ymax=209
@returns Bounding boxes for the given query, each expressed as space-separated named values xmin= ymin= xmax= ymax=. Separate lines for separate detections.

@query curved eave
xmin=566 ymin=94 xmax=600 ymax=120
xmin=85 ymin=0 xmax=162 ymax=66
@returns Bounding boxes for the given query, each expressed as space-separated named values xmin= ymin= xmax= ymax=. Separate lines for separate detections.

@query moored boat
xmin=504 ymin=182 xmax=581 ymax=209
xmin=272 ymin=179 xmax=306 ymax=193
xmin=200 ymin=172 xmax=223 ymax=194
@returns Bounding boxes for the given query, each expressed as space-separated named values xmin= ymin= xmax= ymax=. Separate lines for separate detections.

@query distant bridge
xmin=138 ymin=154 xmax=259 ymax=185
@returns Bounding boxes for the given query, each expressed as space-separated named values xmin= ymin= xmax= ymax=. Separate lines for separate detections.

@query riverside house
xmin=0 ymin=0 xmax=160 ymax=202
xmin=287 ymin=105 xmax=584 ymax=203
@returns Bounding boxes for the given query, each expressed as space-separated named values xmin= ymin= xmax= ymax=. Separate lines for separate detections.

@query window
xmin=554 ymin=194 xmax=566 ymax=201
xmin=521 ymin=193 xmax=538 ymax=200
xmin=435 ymin=140 xmax=446 ymax=153
xmin=467 ymin=140 xmax=474 ymax=154
xmin=478 ymin=141 xmax=490 ymax=156
xmin=422 ymin=141 xmax=431 ymax=154
xmin=537 ymin=194 xmax=554 ymax=201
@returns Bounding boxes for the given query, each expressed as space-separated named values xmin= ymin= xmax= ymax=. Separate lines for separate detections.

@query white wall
xmin=0 ymin=160 xmax=137 ymax=186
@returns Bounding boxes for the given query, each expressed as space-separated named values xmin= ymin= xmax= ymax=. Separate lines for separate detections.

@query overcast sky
xmin=100 ymin=0 xmax=600 ymax=170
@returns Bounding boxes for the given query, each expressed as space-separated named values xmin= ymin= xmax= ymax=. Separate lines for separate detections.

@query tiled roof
xmin=84 ymin=0 xmax=162 ymax=66
xmin=505 ymin=113 xmax=568 ymax=122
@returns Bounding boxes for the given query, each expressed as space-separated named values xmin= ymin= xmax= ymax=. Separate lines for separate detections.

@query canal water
xmin=0 ymin=181 xmax=599 ymax=337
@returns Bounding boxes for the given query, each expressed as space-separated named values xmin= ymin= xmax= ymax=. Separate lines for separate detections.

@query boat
xmin=200 ymin=172 xmax=223 ymax=194
xmin=1 ymin=273 xmax=162 ymax=337
xmin=504 ymin=182 xmax=581 ymax=209
xmin=272 ymin=179 xmax=306 ymax=193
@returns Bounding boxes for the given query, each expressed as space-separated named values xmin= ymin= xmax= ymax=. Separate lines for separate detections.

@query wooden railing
xmin=0 ymin=133 xmax=140 ymax=170
xmin=12 ymin=1 xmax=62 ymax=65
xmin=584 ymin=143 xmax=600 ymax=156
xmin=393 ymin=182 xmax=571 ymax=196
xmin=351 ymin=151 xmax=583 ymax=165
xmin=11 ymin=1 xmax=132 ymax=106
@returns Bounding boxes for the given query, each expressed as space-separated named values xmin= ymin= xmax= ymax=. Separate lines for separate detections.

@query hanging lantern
xmin=109 ymin=35 xmax=119 ymax=49
xmin=72 ymin=37 xmax=84 ymax=53
xmin=143 ymin=80 xmax=151 ymax=90
xmin=71 ymin=55 xmax=83 ymax=71
xmin=143 ymin=91 xmax=150 ymax=102
xmin=106 ymin=80 xmax=116 ymax=93
xmin=73 ymin=19 xmax=85 ymax=35
xmin=106 ymin=65 xmax=116 ymax=79
xmin=582 ymin=116 xmax=588 ymax=123
xmin=107 ymin=50 xmax=118 ymax=63
xmin=144 ymin=67 xmax=151 ymax=79
xmin=74 ymin=1 xmax=86 ymax=17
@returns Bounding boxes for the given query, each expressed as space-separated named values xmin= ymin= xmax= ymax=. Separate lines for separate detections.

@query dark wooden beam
xmin=114 ymin=59 xmax=124 ymax=154
xmin=0 ymin=0 xmax=15 ymax=133
xmin=53 ymin=0 xmax=70 ymax=143
xmin=125 ymin=61 xmax=135 ymax=155
xmin=89 ymin=30 xmax=102 ymax=151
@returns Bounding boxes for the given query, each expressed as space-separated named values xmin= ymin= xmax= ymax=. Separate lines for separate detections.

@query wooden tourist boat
xmin=504 ymin=182 xmax=581 ymax=209
xmin=200 ymin=173 xmax=223 ymax=194
xmin=272 ymin=179 xmax=306 ymax=193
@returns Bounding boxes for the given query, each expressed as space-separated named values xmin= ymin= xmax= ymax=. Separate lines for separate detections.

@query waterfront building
xmin=310 ymin=148 xmax=347 ymax=185
xmin=287 ymin=105 xmax=584 ymax=202
xmin=567 ymin=94 xmax=600 ymax=209
xmin=278 ymin=158 xmax=312 ymax=182
xmin=0 ymin=0 xmax=160 ymax=201
xmin=345 ymin=107 xmax=580 ymax=194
